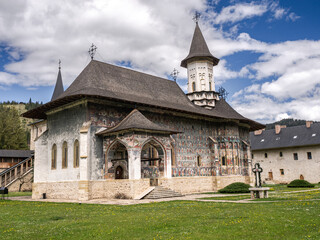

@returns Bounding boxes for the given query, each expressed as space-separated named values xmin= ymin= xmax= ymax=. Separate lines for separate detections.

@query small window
xmin=307 ymin=152 xmax=312 ymax=160
xmin=192 ymin=82 xmax=196 ymax=92
xmin=62 ymin=141 xmax=68 ymax=168
xmin=51 ymin=144 xmax=57 ymax=170
xmin=209 ymin=82 xmax=212 ymax=91
xmin=252 ymin=154 xmax=254 ymax=159
xmin=170 ymin=143 xmax=176 ymax=166
xmin=197 ymin=155 xmax=201 ymax=166
xmin=73 ymin=140 xmax=80 ymax=168
xmin=221 ymin=156 xmax=226 ymax=166
xmin=279 ymin=152 xmax=283 ymax=157
xmin=293 ymin=153 xmax=298 ymax=160
xmin=264 ymin=153 xmax=268 ymax=158
xmin=280 ymin=169 xmax=284 ymax=175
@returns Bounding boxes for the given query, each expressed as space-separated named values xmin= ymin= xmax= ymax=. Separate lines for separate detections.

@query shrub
xmin=114 ymin=192 xmax=130 ymax=199
xmin=218 ymin=182 xmax=251 ymax=193
xmin=287 ymin=179 xmax=315 ymax=188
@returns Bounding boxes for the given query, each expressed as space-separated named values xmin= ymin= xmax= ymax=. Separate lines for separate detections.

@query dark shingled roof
xmin=0 ymin=150 xmax=34 ymax=158
xmin=22 ymin=60 xmax=264 ymax=131
xmin=51 ymin=69 xmax=64 ymax=101
xmin=250 ymin=123 xmax=320 ymax=150
xmin=181 ymin=23 xmax=219 ymax=68
xmin=96 ymin=109 xmax=179 ymax=135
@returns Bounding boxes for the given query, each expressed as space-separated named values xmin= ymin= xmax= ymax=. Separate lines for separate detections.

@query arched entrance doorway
xmin=141 ymin=139 xmax=165 ymax=179
xmin=107 ymin=141 xmax=128 ymax=179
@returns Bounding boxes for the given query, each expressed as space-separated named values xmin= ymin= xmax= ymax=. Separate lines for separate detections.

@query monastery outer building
xmin=251 ymin=122 xmax=320 ymax=184
xmin=24 ymin=22 xmax=264 ymax=200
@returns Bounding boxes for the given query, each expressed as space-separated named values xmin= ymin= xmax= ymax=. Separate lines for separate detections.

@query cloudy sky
xmin=0 ymin=0 xmax=319 ymax=124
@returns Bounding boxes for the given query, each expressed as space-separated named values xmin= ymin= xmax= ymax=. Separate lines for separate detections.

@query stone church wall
xmin=87 ymin=102 xmax=251 ymax=179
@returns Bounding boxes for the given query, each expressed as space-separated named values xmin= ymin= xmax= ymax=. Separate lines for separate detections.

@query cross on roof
xmin=193 ymin=11 xmax=201 ymax=23
xmin=88 ymin=43 xmax=97 ymax=60
xmin=58 ymin=59 xmax=61 ymax=70
xmin=170 ymin=68 xmax=179 ymax=82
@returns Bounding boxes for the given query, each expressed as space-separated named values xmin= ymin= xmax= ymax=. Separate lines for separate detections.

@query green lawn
xmin=1 ymin=198 xmax=320 ymax=239
xmin=6 ymin=191 xmax=32 ymax=197
xmin=201 ymin=195 xmax=251 ymax=201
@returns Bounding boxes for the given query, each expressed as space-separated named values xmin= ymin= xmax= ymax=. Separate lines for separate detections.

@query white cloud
xmin=0 ymin=0 xmax=318 ymax=123
xmin=214 ymin=2 xmax=268 ymax=24
xmin=0 ymin=0 xmax=206 ymax=87
xmin=287 ymin=12 xmax=300 ymax=22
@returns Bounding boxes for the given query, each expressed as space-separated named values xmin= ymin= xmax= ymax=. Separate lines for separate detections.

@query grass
xmin=253 ymin=190 xmax=320 ymax=202
xmin=1 ymin=196 xmax=320 ymax=239
xmin=201 ymin=195 xmax=251 ymax=201
xmin=6 ymin=191 xmax=32 ymax=197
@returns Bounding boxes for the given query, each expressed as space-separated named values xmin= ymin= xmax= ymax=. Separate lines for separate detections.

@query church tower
xmin=181 ymin=20 xmax=220 ymax=109
xmin=51 ymin=60 xmax=64 ymax=101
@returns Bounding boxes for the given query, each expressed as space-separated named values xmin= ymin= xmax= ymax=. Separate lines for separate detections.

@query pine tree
xmin=0 ymin=106 xmax=28 ymax=149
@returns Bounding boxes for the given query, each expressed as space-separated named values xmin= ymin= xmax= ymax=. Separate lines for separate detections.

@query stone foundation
xmin=159 ymin=175 xmax=251 ymax=194
xmin=32 ymin=175 xmax=252 ymax=200
xmin=32 ymin=179 xmax=150 ymax=200
xmin=7 ymin=171 xmax=33 ymax=192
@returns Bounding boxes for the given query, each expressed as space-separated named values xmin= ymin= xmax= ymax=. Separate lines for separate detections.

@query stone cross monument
xmin=252 ymin=163 xmax=263 ymax=187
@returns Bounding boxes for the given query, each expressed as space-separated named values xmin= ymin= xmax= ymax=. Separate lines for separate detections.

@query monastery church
xmin=24 ymin=21 xmax=264 ymax=200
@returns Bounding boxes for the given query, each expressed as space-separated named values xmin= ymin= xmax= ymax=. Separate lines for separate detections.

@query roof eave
xmin=180 ymin=56 xmax=220 ymax=68
xmin=96 ymin=127 xmax=181 ymax=136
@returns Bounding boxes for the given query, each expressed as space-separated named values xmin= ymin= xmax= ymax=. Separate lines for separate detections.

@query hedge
xmin=287 ymin=179 xmax=315 ymax=188
xmin=218 ymin=182 xmax=251 ymax=193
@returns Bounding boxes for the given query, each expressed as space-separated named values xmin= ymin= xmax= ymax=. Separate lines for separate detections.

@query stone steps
xmin=143 ymin=186 xmax=183 ymax=199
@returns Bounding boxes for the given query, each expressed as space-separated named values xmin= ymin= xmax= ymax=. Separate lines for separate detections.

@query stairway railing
xmin=0 ymin=155 xmax=34 ymax=187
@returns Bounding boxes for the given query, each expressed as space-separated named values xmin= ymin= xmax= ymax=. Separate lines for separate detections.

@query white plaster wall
xmin=253 ymin=145 xmax=320 ymax=184
xmin=187 ymin=60 xmax=214 ymax=93
xmin=34 ymin=131 xmax=49 ymax=183
xmin=46 ymin=136 xmax=80 ymax=182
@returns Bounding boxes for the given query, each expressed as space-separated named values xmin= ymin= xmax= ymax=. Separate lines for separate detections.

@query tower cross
xmin=193 ymin=11 xmax=201 ymax=23
xmin=58 ymin=59 xmax=61 ymax=70
xmin=170 ymin=68 xmax=179 ymax=82
xmin=88 ymin=43 xmax=97 ymax=60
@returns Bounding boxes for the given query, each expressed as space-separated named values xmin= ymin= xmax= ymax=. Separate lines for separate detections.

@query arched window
xmin=73 ymin=140 xmax=79 ymax=168
xmin=192 ymin=82 xmax=196 ymax=91
xmin=62 ymin=141 xmax=68 ymax=168
xmin=170 ymin=143 xmax=175 ymax=166
xmin=51 ymin=144 xmax=57 ymax=169
xmin=221 ymin=156 xmax=226 ymax=166
xmin=197 ymin=155 xmax=201 ymax=166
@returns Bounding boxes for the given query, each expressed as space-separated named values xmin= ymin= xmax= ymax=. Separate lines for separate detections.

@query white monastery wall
xmin=34 ymin=105 xmax=86 ymax=183
xmin=253 ymin=145 xmax=320 ymax=184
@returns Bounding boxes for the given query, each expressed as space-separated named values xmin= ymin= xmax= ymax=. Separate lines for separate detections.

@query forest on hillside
xmin=0 ymin=99 xmax=43 ymax=150
xmin=265 ymin=118 xmax=315 ymax=130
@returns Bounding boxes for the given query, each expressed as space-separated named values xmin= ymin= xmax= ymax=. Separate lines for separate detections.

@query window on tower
xmin=209 ymin=82 xmax=212 ymax=91
xmin=192 ymin=82 xmax=196 ymax=91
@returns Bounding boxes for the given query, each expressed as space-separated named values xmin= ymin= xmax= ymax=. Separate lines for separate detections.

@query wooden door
xmin=268 ymin=172 xmax=273 ymax=180
xmin=115 ymin=166 xmax=124 ymax=179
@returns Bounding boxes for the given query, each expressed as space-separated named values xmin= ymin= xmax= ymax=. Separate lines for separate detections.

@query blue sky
xmin=0 ymin=0 xmax=319 ymax=123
